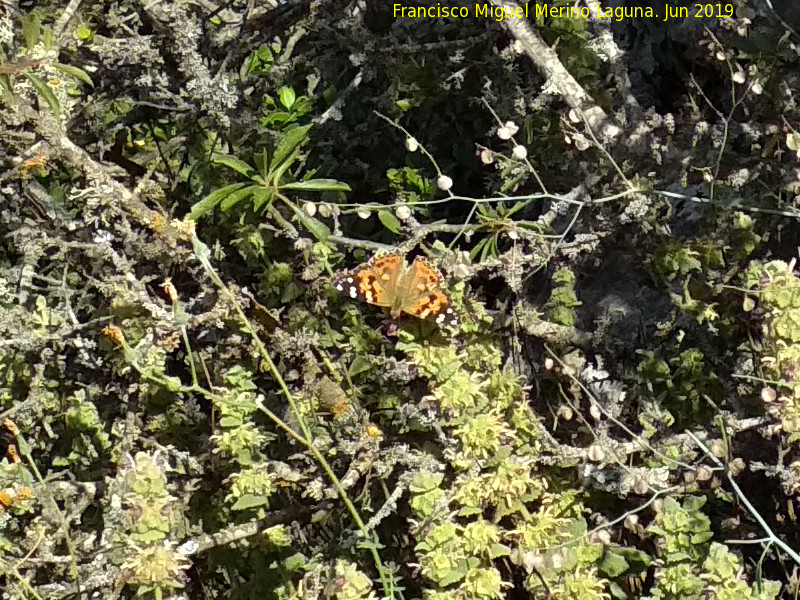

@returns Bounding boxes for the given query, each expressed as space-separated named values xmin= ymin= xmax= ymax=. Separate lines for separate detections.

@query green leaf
xmin=457 ymin=505 xmax=484 ymax=518
xmin=278 ymin=86 xmax=296 ymax=109
xmin=188 ymin=182 xmax=250 ymax=220
xmin=252 ymin=187 xmax=274 ymax=212
xmin=278 ymin=179 xmax=351 ymax=192
xmin=52 ymin=63 xmax=94 ymax=87
xmin=261 ymin=111 xmax=291 ymax=127
xmin=298 ymin=215 xmax=330 ymax=241
xmin=75 ymin=23 xmax=93 ymax=41
xmin=16 ymin=437 xmax=32 ymax=457
xmin=0 ymin=74 xmax=12 ymax=95
xmin=469 ymin=238 xmax=489 ymax=262
xmin=42 ymin=28 xmax=54 ymax=49
xmin=24 ymin=73 xmax=60 ymax=119
xmin=219 ymin=416 xmax=243 ymax=428
xmin=244 ymin=45 xmax=273 ymax=76
xmin=788 ymin=132 xmax=800 ymax=152
xmin=348 ymin=355 xmax=373 ymax=377
xmin=162 ymin=376 xmax=183 ymax=392
xmin=285 ymin=201 xmax=330 ymax=241
xmin=231 ymin=494 xmax=269 ymax=511
xmin=409 ymin=472 xmax=444 ymax=493
xmin=132 ymin=530 xmax=168 ymax=544
xmin=270 ymin=124 xmax=312 ymax=177
xmin=21 ymin=13 xmax=41 ymax=50
xmin=608 ymin=582 xmax=627 ymax=600
xmin=211 ymin=153 xmax=256 ymax=179
xmin=254 ymin=149 xmax=270 ymax=181
xmin=283 ymin=553 xmax=308 ymax=572
xmin=220 ymin=185 xmax=256 ymax=212
xmin=355 ymin=538 xmax=386 ymax=551
xmin=488 ymin=543 xmax=511 ymax=559
xmin=378 ymin=210 xmax=402 ymax=234
xmin=598 ymin=551 xmax=629 ymax=577
xmin=439 ymin=566 xmax=467 ymax=587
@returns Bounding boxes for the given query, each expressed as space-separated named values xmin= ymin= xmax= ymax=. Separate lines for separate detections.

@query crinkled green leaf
xmin=219 ymin=416 xmax=243 ymax=428
xmin=598 ymin=551 xmax=629 ymax=577
xmin=231 ymin=494 xmax=269 ymax=511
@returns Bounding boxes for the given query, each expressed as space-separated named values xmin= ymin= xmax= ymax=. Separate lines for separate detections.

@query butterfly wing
xmin=334 ymin=254 xmax=404 ymax=308
xmin=398 ymin=258 xmax=459 ymax=326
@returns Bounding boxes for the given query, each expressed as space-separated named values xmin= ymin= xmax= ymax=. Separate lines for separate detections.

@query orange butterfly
xmin=334 ymin=254 xmax=458 ymax=326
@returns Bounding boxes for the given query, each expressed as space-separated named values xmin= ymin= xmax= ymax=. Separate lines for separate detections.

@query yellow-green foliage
xmin=545 ymin=267 xmax=581 ymax=327
xmin=211 ymin=366 xmax=275 ymax=463
xmin=211 ymin=366 xmax=279 ymax=513
xmin=404 ymin=327 xmax=610 ymax=600
xmin=120 ymin=452 xmax=189 ymax=592
xmin=643 ymin=497 xmax=779 ymax=600
xmin=330 ymin=560 xmax=379 ymax=600
xmin=120 ymin=542 xmax=191 ymax=592
xmin=64 ymin=389 xmax=112 ymax=462
xmin=700 ymin=543 xmax=780 ymax=600
xmin=745 ymin=260 xmax=800 ymax=443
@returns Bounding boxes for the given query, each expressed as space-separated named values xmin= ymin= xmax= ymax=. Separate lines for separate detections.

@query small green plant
xmin=0 ymin=13 xmax=93 ymax=120
xmin=118 ymin=452 xmax=190 ymax=594
xmin=544 ymin=267 xmax=581 ymax=327
xmin=644 ymin=497 xmax=779 ymax=600
xmin=188 ymin=122 xmax=349 ymax=238
xmin=744 ymin=259 xmax=800 ymax=443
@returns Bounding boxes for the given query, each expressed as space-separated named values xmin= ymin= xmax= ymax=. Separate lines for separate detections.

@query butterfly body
xmin=334 ymin=253 xmax=458 ymax=326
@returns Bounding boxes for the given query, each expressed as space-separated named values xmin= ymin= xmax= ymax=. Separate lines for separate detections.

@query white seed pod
xmin=356 ymin=208 xmax=371 ymax=220
xmin=303 ymin=202 xmax=317 ymax=217
xmin=497 ymin=120 xmax=518 ymax=140
xmin=587 ymin=444 xmax=605 ymax=462
xmin=574 ymin=134 xmax=590 ymax=151
xmin=395 ymin=204 xmax=411 ymax=220
xmin=589 ymin=402 xmax=601 ymax=421
xmin=512 ymin=145 xmax=527 ymax=160
xmin=405 ymin=137 xmax=419 ymax=152
xmin=436 ymin=174 xmax=453 ymax=191
xmin=761 ymin=387 xmax=777 ymax=403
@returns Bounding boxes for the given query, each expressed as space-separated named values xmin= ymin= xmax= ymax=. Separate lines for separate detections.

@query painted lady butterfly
xmin=334 ymin=253 xmax=458 ymax=326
